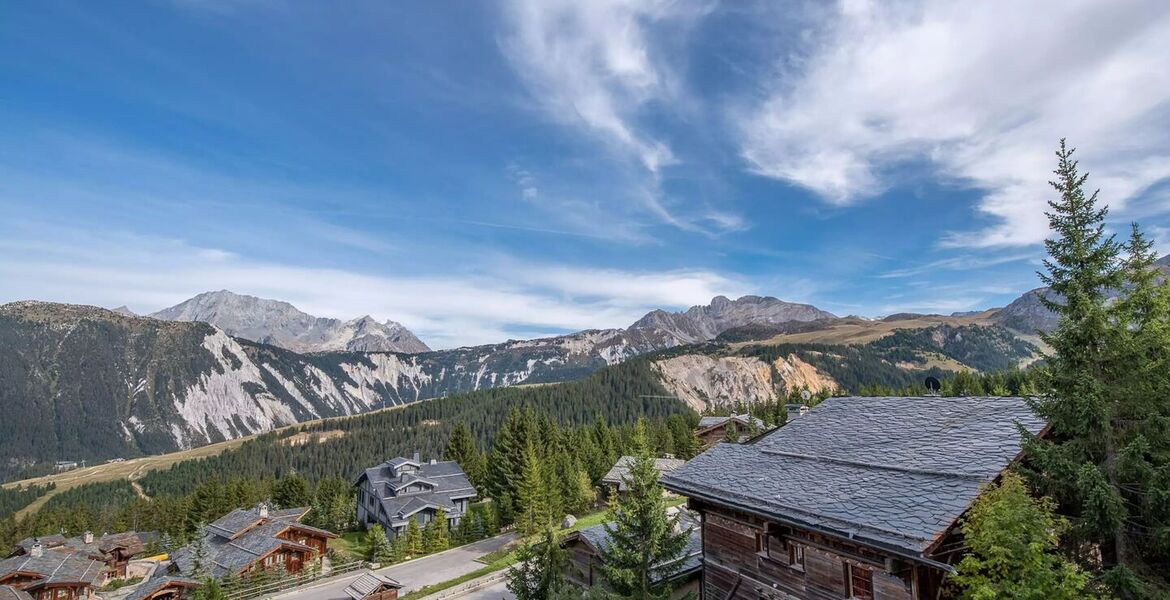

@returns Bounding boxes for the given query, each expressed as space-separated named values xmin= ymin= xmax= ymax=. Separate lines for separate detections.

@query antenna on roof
xmin=924 ymin=376 xmax=941 ymax=397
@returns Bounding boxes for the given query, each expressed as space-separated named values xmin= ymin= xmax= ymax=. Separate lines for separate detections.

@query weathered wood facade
xmin=692 ymin=499 xmax=935 ymax=600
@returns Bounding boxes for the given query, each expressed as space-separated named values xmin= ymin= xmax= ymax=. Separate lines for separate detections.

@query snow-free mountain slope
xmin=628 ymin=295 xmax=835 ymax=344
xmin=151 ymin=290 xmax=430 ymax=353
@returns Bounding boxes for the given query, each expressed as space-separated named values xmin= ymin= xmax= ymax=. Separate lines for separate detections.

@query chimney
xmin=257 ymin=502 xmax=270 ymax=519
xmin=82 ymin=531 xmax=94 ymax=544
xmin=412 ymin=450 xmax=420 ymax=463
xmin=429 ymin=458 xmax=437 ymax=465
xmin=30 ymin=541 xmax=43 ymax=558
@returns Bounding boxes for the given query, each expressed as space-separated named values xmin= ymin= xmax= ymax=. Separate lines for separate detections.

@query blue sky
xmin=3 ymin=1 xmax=1170 ymax=348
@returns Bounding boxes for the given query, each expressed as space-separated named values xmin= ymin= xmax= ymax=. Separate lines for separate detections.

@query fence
xmin=223 ymin=559 xmax=366 ymax=600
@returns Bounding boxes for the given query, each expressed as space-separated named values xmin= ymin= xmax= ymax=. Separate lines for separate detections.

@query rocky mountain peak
xmin=629 ymin=294 xmax=836 ymax=344
xmin=150 ymin=291 xmax=430 ymax=354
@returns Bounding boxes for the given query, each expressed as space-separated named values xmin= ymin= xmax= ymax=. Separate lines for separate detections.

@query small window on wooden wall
xmin=845 ymin=563 xmax=874 ymax=599
xmin=788 ymin=543 xmax=805 ymax=570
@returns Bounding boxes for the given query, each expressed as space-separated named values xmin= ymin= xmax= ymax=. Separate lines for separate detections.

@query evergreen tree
xmin=1020 ymin=140 xmax=1170 ymax=596
xmin=424 ymin=509 xmax=450 ymax=553
xmin=953 ymin=473 xmax=1090 ymax=599
xmin=365 ymin=524 xmax=394 ymax=563
xmin=190 ymin=523 xmax=213 ymax=580
xmin=507 ymin=527 xmax=568 ymax=600
xmin=599 ymin=420 xmax=691 ymax=600
xmin=402 ymin=518 xmax=423 ymax=558
xmin=516 ymin=442 xmax=549 ymax=536
xmin=192 ymin=578 xmax=228 ymax=600
xmin=273 ymin=474 xmax=312 ymax=509
xmin=445 ymin=421 xmax=486 ymax=491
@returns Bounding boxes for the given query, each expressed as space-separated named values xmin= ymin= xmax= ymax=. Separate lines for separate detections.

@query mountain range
xmin=6 ymin=257 xmax=1168 ymax=482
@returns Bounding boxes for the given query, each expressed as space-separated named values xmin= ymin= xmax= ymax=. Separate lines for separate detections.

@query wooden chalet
xmin=0 ymin=545 xmax=105 ymax=600
xmin=344 ymin=573 xmax=402 ymax=600
xmin=694 ymin=414 xmax=767 ymax=446
xmin=10 ymin=531 xmax=155 ymax=579
xmin=122 ymin=577 xmax=201 ymax=600
xmin=355 ymin=454 xmax=476 ymax=540
xmin=600 ymin=456 xmax=686 ymax=496
xmin=662 ymin=395 xmax=1046 ymax=600
xmin=169 ymin=505 xmax=335 ymax=579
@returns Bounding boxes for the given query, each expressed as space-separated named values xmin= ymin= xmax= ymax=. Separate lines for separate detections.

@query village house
xmin=9 ymin=531 xmax=156 ymax=579
xmin=562 ymin=508 xmax=703 ymax=597
xmin=355 ymin=453 xmax=476 ymax=539
xmin=694 ymin=414 xmax=767 ymax=446
xmin=662 ymin=395 xmax=1046 ymax=600
xmin=122 ymin=577 xmax=201 ymax=600
xmin=0 ymin=544 xmax=105 ymax=600
xmin=169 ymin=504 xmax=335 ymax=578
xmin=0 ymin=585 xmax=32 ymax=600
xmin=601 ymin=456 xmax=686 ymax=496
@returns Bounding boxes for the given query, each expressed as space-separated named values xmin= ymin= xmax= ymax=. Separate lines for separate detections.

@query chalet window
xmin=788 ymin=543 xmax=805 ymax=570
xmin=845 ymin=563 xmax=874 ymax=600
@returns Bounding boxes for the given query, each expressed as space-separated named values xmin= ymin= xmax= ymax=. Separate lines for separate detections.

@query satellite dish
xmin=924 ymin=376 xmax=941 ymax=394
xmin=799 ymin=390 xmax=812 ymax=402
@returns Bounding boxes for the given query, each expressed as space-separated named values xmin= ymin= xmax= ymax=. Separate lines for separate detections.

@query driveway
xmin=270 ymin=533 xmax=520 ymax=600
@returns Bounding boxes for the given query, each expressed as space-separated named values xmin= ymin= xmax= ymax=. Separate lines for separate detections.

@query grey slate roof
xmin=345 ymin=573 xmax=402 ymax=600
xmin=601 ymin=456 xmax=687 ymax=492
xmin=567 ymin=509 xmax=702 ymax=584
xmin=122 ymin=576 xmax=200 ymax=600
xmin=171 ymin=505 xmax=330 ymax=578
xmin=0 ymin=586 xmax=32 ymax=600
xmin=0 ymin=552 xmax=105 ymax=588
xmin=696 ymin=414 xmax=765 ymax=430
xmin=358 ymin=458 xmax=476 ymax=523
xmin=662 ymin=395 xmax=1046 ymax=560
xmin=13 ymin=531 xmax=156 ymax=560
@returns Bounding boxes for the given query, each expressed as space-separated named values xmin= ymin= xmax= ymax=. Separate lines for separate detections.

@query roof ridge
xmin=759 ymin=449 xmax=992 ymax=481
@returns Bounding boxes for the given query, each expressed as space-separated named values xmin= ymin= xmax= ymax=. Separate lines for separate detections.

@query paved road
xmin=271 ymin=533 xmax=520 ymax=600
xmin=452 ymin=580 xmax=513 ymax=600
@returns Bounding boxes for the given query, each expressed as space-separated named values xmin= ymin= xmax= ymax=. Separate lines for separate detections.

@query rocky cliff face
xmin=652 ymin=353 xmax=837 ymax=411
xmin=151 ymin=290 xmax=430 ymax=354
xmin=630 ymin=295 xmax=835 ymax=344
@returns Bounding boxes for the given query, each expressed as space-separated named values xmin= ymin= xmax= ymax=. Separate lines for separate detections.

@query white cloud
xmin=500 ymin=0 xmax=697 ymax=174
xmin=0 ymin=225 xmax=751 ymax=349
xmin=737 ymin=0 xmax=1170 ymax=247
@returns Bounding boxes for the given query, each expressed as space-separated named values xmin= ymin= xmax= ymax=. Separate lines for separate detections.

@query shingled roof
xmin=662 ymin=395 xmax=1046 ymax=561
xmin=122 ymin=576 xmax=201 ymax=600
xmin=0 ymin=586 xmax=32 ymax=600
xmin=0 ymin=552 xmax=105 ymax=589
xmin=601 ymin=456 xmax=687 ymax=492
xmin=358 ymin=459 xmax=475 ymax=522
xmin=170 ymin=505 xmax=334 ymax=578
xmin=344 ymin=573 xmax=402 ymax=600
xmin=12 ymin=531 xmax=156 ymax=560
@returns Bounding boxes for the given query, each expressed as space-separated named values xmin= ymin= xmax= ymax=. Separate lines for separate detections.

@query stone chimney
xmin=429 ymin=458 xmax=437 ymax=465
xmin=30 ymin=541 xmax=43 ymax=558
xmin=257 ymin=502 xmax=270 ymax=519
xmin=412 ymin=450 xmax=420 ymax=463
xmin=82 ymin=531 xmax=94 ymax=544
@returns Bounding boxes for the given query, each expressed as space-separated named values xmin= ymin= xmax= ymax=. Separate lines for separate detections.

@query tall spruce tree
xmin=516 ymin=442 xmax=550 ymax=536
xmin=599 ymin=419 xmax=690 ymax=600
xmin=1023 ymin=140 xmax=1170 ymax=597
xmin=445 ymin=421 xmax=485 ymax=491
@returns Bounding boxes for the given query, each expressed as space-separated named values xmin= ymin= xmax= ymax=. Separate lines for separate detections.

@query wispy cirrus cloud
xmin=737 ymin=0 xmax=1170 ymax=247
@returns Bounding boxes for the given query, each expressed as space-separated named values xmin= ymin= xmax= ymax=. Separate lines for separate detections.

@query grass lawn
xmin=329 ymin=531 xmax=366 ymax=560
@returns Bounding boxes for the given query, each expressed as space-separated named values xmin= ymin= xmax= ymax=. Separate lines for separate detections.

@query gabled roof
xmin=696 ymin=414 xmax=765 ymax=432
xmin=601 ymin=456 xmax=686 ymax=491
xmin=13 ymin=532 xmax=157 ymax=560
xmin=663 ymin=396 xmax=1046 ymax=562
xmin=171 ymin=505 xmax=333 ymax=578
xmin=0 ymin=553 xmax=105 ymax=589
xmin=0 ymin=586 xmax=32 ymax=600
xmin=358 ymin=457 xmax=476 ymax=521
xmin=345 ymin=573 xmax=402 ymax=600
xmin=122 ymin=576 xmax=200 ymax=600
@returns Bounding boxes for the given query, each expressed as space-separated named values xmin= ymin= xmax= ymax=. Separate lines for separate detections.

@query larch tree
xmin=506 ymin=527 xmax=569 ymax=600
